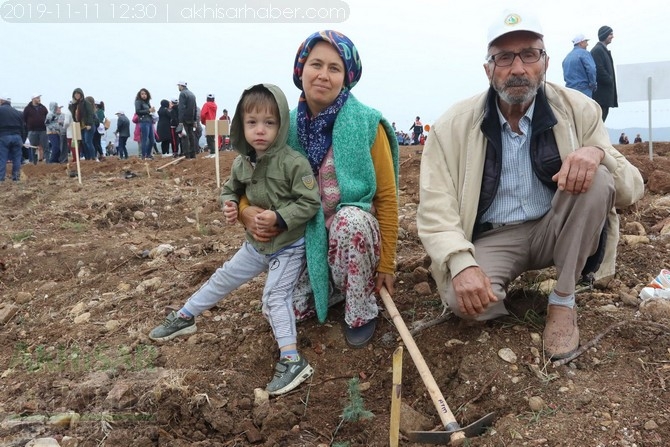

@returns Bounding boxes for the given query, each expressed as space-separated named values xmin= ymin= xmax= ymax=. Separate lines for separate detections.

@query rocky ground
xmin=1 ymin=143 xmax=670 ymax=447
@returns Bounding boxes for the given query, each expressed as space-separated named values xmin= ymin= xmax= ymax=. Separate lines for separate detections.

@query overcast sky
xmin=2 ymin=0 xmax=668 ymax=133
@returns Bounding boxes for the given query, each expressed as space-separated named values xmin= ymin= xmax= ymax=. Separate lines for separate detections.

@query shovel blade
xmin=408 ymin=412 xmax=496 ymax=444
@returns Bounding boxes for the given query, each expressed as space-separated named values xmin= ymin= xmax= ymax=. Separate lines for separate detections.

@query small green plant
xmin=60 ymin=222 xmax=87 ymax=232
xmin=518 ymin=406 xmax=557 ymax=424
xmin=197 ymin=224 xmax=210 ymax=236
xmin=606 ymin=348 xmax=618 ymax=360
xmin=331 ymin=378 xmax=374 ymax=444
xmin=342 ymin=377 xmax=374 ymax=422
xmin=11 ymin=230 xmax=33 ymax=242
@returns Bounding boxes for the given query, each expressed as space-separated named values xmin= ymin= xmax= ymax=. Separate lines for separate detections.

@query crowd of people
xmin=0 ymin=85 xmax=235 ymax=173
xmin=391 ymin=118 xmax=427 ymax=145
xmin=0 ymin=11 xmax=647 ymax=410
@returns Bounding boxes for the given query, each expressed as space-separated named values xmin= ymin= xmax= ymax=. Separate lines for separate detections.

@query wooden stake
xmin=72 ymin=122 xmax=82 ymax=184
xmin=214 ymin=118 xmax=220 ymax=188
xmin=156 ymin=156 xmax=186 ymax=171
xmin=390 ymin=346 xmax=403 ymax=447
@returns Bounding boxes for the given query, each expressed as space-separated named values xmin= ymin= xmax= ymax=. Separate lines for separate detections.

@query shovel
xmin=379 ymin=286 xmax=495 ymax=445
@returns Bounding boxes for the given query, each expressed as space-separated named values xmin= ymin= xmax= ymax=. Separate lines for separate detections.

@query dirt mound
xmin=1 ymin=145 xmax=669 ymax=446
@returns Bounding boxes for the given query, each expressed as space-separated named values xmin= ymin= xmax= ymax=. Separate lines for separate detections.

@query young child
xmin=149 ymin=84 xmax=321 ymax=396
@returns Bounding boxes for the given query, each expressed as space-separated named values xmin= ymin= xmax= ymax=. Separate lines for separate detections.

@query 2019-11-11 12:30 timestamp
xmin=0 ymin=1 xmax=169 ymax=23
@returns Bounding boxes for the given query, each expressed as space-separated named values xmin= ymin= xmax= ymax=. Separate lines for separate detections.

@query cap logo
xmin=504 ymin=13 xmax=521 ymax=26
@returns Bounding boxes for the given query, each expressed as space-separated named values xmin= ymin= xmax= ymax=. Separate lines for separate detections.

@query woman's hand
xmin=240 ymin=205 xmax=281 ymax=242
xmin=375 ymin=272 xmax=395 ymax=295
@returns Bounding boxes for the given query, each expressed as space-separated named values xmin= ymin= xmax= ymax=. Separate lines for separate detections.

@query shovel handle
xmin=380 ymin=286 xmax=466 ymax=444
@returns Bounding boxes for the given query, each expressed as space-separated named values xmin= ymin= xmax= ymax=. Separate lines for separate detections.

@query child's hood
xmin=48 ymin=102 xmax=60 ymax=113
xmin=230 ymin=83 xmax=290 ymax=158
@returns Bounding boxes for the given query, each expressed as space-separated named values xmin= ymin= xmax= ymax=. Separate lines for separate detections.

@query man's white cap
xmin=31 ymin=93 xmax=42 ymax=99
xmin=487 ymin=9 xmax=543 ymax=47
xmin=572 ymin=33 xmax=589 ymax=45
xmin=177 ymin=81 xmax=187 ymax=86
xmin=0 ymin=94 xmax=9 ymax=102
xmin=115 ymin=111 xmax=124 ymax=115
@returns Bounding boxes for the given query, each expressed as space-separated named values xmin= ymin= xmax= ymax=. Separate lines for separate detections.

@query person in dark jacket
xmin=23 ymin=94 xmax=49 ymax=163
xmin=590 ymin=26 xmax=618 ymax=121
xmin=134 ymin=88 xmax=156 ymax=160
xmin=156 ymin=99 xmax=172 ymax=156
xmin=114 ymin=111 xmax=131 ymax=159
xmin=69 ymin=88 xmax=96 ymax=160
xmin=93 ymin=101 xmax=106 ymax=160
xmin=177 ymin=81 xmax=198 ymax=158
xmin=169 ymin=98 xmax=180 ymax=157
xmin=0 ymin=95 xmax=26 ymax=181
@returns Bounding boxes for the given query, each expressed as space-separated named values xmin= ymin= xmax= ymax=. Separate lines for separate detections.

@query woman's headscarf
xmin=293 ymin=30 xmax=363 ymax=173
xmin=293 ymin=30 xmax=362 ymax=90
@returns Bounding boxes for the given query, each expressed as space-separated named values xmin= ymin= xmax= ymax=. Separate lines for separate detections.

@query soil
xmin=1 ymin=143 xmax=670 ymax=447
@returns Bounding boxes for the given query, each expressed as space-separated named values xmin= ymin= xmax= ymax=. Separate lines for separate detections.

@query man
xmin=417 ymin=10 xmax=643 ymax=360
xmin=177 ymin=81 xmax=198 ymax=159
xmin=590 ymin=26 xmax=618 ymax=121
xmin=114 ymin=111 xmax=131 ymax=159
xmin=410 ymin=116 xmax=423 ymax=145
xmin=0 ymin=95 xmax=26 ymax=182
xmin=23 ymin=93 xmax=49 ymax=163
xmin=200 ymin=93 xmax=217 ymax=158
xmin=562 ymin=34 xmax=597 ymax=97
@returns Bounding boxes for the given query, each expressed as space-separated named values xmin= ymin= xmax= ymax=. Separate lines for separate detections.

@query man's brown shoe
xmin=543 ymin=305 xmax=579 ymax=360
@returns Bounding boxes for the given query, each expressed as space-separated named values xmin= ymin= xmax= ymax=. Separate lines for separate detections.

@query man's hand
xmin=223 ymin=201 xmax=238 ymax=224
xmin=452 ymin=266 xmax=498 ymax=316
xmin=552 ymin=146 xmax=604 ymax=194
xmin=240 ymin=205 xmax=281 ymax=242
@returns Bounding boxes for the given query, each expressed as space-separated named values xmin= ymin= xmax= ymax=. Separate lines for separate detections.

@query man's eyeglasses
xmin=487 ymin=48 xmax=546 ymax=67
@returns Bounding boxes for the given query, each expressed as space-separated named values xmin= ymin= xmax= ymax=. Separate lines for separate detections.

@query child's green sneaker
xmin=266 ymin=356 xmax=314 ymax=396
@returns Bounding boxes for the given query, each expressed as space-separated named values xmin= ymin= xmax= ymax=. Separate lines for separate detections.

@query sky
xmin=1 ymin=0 xmax=669 ymax=136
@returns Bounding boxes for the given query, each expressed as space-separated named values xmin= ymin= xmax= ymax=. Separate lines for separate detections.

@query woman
xmin=134 ymin=88 xmax=155 ymax=160
xmin=240 ymin=30 xmax=399 ymax=348
xmin=69 ymin=89 xmax=96 ymax=160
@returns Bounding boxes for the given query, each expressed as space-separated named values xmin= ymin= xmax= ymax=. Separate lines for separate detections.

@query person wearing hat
xmin=590 ymin=26 xmax=617 ymax=121
xmin=416 ymin=10 xmax=643 ymax=360
xmin=0 ymin=95 xmax=26 ymax=181
xmin=23 ymin=93 xmax=49 ymax=163
xmin=177 ymin=81 xmax=198 ymax=159
xmin=562 ymin=34 xmax=597 ymax=97
xmin=238 ymin=30 xmax=399 ymax=348
xmin=114 ymin=111 xmax=130 ymax=159
xmin=44 ymin=102 xmax=65 ymax=163
xmin=200 ymin=93 xmax=218 ymax=158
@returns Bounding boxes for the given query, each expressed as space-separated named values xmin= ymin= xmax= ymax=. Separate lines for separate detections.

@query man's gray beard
xmin=494 ymin=77 xmax=541 ymax=105
xmin=498 ymin=88 xmax=537 ymax=105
